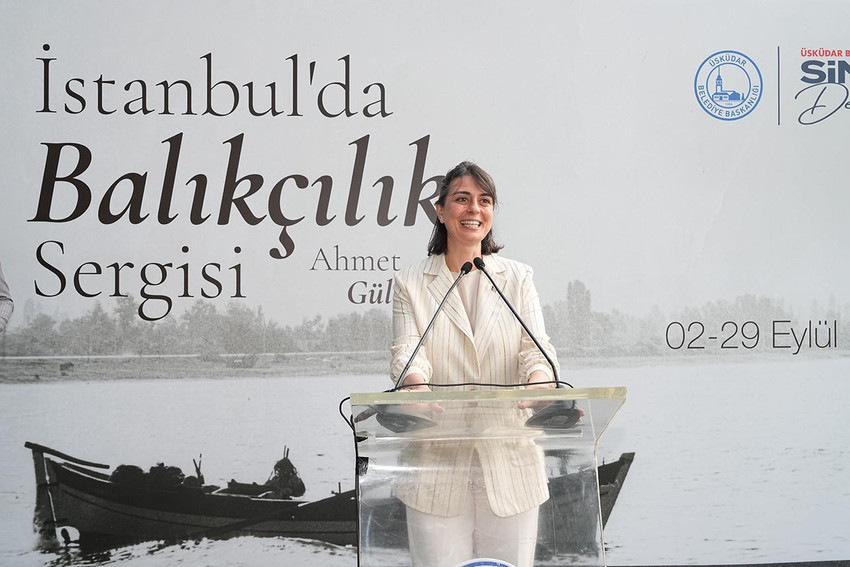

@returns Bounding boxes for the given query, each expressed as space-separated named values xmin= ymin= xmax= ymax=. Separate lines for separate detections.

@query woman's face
xmin=436 ymin=175 xmax=494 ymax=252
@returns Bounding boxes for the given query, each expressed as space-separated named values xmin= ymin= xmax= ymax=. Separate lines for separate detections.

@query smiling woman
xmin=426 ymin=162 xmax=502 ymax=264
xmin=389 ymin=161 xmax=560 ymax=567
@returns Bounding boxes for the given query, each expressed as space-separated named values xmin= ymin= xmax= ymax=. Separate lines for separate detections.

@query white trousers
xmin=405 ymin=456 xmax=539 ymax=567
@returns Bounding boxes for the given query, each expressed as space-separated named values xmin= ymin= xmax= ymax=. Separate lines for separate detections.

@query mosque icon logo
xmin=694 ymin=50 xmax=763 ymax=120
xmin=712 ymin=69 xmax=743 ymax=104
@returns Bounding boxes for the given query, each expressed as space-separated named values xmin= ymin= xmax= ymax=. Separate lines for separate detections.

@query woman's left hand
xmin=517 ymin=370 xmax=556 ymax=409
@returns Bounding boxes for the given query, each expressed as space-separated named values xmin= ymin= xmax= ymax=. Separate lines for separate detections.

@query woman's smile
xmin=436 ymin=176 xmax=494 ymax=250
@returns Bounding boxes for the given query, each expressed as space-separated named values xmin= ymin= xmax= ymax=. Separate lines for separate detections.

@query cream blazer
xmin=390 ymin=254 xmax=560 ymax=517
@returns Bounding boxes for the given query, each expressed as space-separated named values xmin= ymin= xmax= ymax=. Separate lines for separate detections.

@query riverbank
xmin=0 ymin=351 xmax=389 ymax=383
xmin=2 ymin=349 xmax=844 ymax=384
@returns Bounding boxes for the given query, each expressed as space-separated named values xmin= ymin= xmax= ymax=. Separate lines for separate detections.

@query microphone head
xmin=473 ymin=257 xmax=485 ymax=270
xmin=524 ymin=400 xmax=582 ymax=430
xmin=460 ymin=261 xmax=473 ymax=275
xmin=352 ymin=406 xmax=379 ymax=423
xmin=376 ymin=410 xmax=437 ymax=433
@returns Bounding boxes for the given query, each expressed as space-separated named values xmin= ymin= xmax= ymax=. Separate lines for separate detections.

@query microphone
xmin=352 ymin=405 xmax=435 ymax=433
xmin=352 ymin=406 xmax=378 ymax=423
xmin=392 ymin=260 xmax=473 ymax=390
xmin=354 ymin=261 xmax=473 ymax=433
xmin=473 ymin=257 xmax=559 ymax=384
xmin=473 ymin=257 xmax=581 ymax=429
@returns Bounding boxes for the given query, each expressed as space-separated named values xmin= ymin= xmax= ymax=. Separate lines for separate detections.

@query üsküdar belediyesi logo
xmin=694 ymin=50 xmax=763 ymax=120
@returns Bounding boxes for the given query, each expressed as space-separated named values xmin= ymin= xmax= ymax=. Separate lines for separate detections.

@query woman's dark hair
xmin=427 ymin=161 xmax=504 ymax=256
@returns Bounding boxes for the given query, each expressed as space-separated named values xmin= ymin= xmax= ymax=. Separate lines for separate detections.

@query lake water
xmin=1 ymin=356 xmax=849 ymax=566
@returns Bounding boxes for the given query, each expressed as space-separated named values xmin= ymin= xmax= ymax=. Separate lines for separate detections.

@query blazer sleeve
xmin=517 ymin=266 xmax=560 ymax=382
xmin=390 ymin=269 xmax=432 ymax=384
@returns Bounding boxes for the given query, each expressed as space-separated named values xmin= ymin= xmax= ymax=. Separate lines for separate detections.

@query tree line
xmin=1 ymin=297 xmax=391 ymax=357
xmin=1 ymin=282 xmax=844 ymax=357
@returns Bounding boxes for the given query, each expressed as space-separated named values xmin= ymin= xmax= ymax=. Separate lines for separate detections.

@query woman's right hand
xmin=398 ymin=374 xmax=444 ymax=412
xmin=399 ymin=373 xmax=430 ymax=392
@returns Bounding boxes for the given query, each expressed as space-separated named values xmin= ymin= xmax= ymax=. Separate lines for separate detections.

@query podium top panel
xmin=351 ymin=386 xmax=625 ymax=406
xmin=350 ymin=387 xmax=626 ymax=443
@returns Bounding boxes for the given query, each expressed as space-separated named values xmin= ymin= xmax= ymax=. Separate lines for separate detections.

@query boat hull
xmin=32 ymin=446 xmax=357 ymax=547
xmin=26 ymin=441 xmax=632 ymax=553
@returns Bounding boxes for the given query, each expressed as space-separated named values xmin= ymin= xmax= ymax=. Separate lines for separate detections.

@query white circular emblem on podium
xmin=455 ymin=559 xmax=517 ymax=567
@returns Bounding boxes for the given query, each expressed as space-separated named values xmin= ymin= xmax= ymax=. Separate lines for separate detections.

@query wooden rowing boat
xmin=26 ymin=441 xmax=357 ymax=548
xmin=25 ymin=441 xmax=633 ymax=552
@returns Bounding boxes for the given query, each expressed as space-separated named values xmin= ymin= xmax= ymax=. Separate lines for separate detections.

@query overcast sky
xmin=2 ymin=1 xmax=848 ymax=328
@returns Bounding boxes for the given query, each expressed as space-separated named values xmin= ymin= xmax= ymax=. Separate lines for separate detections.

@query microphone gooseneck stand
xmin=344 ymin=257 xmax=581 ymax=434
xmin=351 ymin=262 xmax=474 ymax=434
xmin=392 ymin=261 xmax=473 ymax=392
xmin=473 ymin=257 xmax=582 ymax=429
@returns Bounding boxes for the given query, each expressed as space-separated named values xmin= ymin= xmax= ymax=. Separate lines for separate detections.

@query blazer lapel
xmin=473 ymin=255 xmax=509 ymax=359
xmin=425 ymin=255 xmax=474 ymax=342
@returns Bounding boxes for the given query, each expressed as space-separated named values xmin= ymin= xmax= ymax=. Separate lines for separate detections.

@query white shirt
xmin=454 ymin=269 xmax=481 ymax=335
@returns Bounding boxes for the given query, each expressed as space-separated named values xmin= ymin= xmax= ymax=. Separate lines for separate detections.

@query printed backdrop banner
xmin=1 ymin=1 xmax=848 ymax=566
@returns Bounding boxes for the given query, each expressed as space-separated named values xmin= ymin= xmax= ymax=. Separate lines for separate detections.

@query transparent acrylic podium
xmin=350 ymin=386 xmax=626 ymax=567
